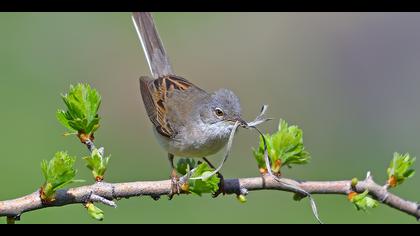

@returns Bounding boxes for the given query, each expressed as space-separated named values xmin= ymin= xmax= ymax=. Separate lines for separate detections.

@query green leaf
xmin=253 ymin=119 xmax=310 ymax=174
xmin=176 ymin=160 xmax=220 ymax=196
xmin=189 ymin=163 xmax=220 ymax=196
xmin=387 ymin=152 xmax=416 ymax=187
xmin=40 ymin=151 xmax=81 ymax=201
xmin=252 ymin=135 xmax=271 ymax=170
xmin=86 ymin=202 xmax=104 ymax=221
xmin=83 ymin=148 xmax=110 ymax=181
xmin=176 ymin=158 xmax=197 ymax=176
xmin=56 ymin=110 xmax=76 ymax=132
xmin=350 ymin=190 xmax=379 ymax=211
xmin=57 ymin=83 xmax=101 ymax=135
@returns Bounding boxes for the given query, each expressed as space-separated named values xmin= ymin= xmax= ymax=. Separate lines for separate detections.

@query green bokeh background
xmin=1 ymin=13 xmax=419 ymax=224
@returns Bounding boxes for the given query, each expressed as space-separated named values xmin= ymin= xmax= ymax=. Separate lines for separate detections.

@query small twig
xmin=89 ymin=194 xmax=117 ymax=208
xmin=84 ymin=139 xmax=96 ymax=153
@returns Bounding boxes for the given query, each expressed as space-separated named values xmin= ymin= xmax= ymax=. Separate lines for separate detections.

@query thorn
xmin=365 ymin=171 xmax=373 ymax=181
xmin=379 ymin=192 xmax=389 ymax=203
xmin=63 ymin=132 xmax=77 ymax=136
xmin=89 ymin=194 xmax=117 ymax=208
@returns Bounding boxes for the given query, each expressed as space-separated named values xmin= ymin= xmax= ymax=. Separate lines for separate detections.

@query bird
xmin=131 ymin=12 xmax=246 ymax=196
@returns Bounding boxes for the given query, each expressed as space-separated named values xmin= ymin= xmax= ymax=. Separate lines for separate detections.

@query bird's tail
xmin=132 ymin=12 xmax=174 ymax=78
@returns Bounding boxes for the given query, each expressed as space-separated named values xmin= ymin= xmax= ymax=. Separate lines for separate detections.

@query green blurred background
xmin=1 ymin=13 xmax=419 ymax=224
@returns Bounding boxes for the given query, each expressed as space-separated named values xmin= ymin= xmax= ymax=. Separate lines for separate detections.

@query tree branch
xmin=1 ymin=175 xmax=419 ymax=221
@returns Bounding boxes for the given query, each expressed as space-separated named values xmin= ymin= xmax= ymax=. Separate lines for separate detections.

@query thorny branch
xmin=1 ymin=173 xmax=419 ymax=222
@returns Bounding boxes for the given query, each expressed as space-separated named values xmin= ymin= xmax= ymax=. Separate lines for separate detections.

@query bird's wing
xmin=139 ymin=75 xmax=206 ymax=138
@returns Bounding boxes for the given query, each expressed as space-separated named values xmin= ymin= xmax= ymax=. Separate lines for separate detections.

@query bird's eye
xmin=214 ymin=108 xmax=224 ymax=117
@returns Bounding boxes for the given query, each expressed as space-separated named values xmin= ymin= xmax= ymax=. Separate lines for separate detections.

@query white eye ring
xmin=214 ymin=107 xmax=224 ymax=117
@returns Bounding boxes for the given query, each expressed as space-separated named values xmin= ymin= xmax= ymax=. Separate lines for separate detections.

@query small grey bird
xmin=131 ymin=13 xmax=323 ymax=223
xmin=131 ymin=12 xmax=246 ymax=195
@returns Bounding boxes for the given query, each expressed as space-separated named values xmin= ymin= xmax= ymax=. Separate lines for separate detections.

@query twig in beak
xmin=247 ymin=105 xmax=272 ymax=127
xmin=188 ymin=105 xmax=271 ymax=181
xmin=187 ymin=104 xmax=323 ymax=223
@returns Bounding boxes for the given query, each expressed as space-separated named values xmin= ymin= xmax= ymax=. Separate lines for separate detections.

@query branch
xmin=1 ymin=175 xmax=419 ymax=221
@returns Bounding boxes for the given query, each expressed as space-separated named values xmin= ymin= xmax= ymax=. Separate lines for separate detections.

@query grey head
xmin=198 ymin=88 xmax=245 ymax=127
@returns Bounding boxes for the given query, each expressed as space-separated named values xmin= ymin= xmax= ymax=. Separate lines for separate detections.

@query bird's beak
xmin=233 ymin=116 xmax=248 ymax=128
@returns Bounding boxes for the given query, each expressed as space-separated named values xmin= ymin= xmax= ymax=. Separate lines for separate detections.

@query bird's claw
xmin=168 ymin=169 xmax=180 ymax=200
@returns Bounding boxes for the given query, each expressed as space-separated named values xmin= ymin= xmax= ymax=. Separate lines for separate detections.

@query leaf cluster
xmin=253 ymin=119 xmax=310 ymax=174
xmin=387 ymin=152 xmax=416 ymax=188
xmin=56 ymin=83 xmax=101 ymax=137
xmin=83 ymin=148 xmax=110 ymax=181
xmin=348 ymin=190 xmax=379 ymax=211
xmin=176 ymin=159 xmax=220 ymax=196
xmin=40 ymin=151 xmax=82 ymax=201
xmin=85 ymin=202 xmax=104 ymax=221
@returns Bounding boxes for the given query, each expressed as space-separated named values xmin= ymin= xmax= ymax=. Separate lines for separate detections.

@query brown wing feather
xmin=139 ymin=75 xmax=203 ymax=138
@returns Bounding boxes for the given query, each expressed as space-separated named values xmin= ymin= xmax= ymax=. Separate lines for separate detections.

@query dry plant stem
xmin=248 ymin=124 xmax=322 ymax=223
xmin=1 ymin=175 xmax=419 ymax=221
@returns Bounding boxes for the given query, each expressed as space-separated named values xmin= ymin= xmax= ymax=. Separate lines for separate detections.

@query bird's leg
xmin=168 ymin=153 xmax=180 ymax=200
xmin=202 ymin=157 xmax=225 ymax=198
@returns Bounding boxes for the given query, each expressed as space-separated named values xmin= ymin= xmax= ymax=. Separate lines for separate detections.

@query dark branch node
xmin=151 ymin=195 xmax=161 ymax=201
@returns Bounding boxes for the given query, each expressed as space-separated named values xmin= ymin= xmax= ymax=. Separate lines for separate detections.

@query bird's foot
xmin=168 ymin=169 xmax=180 ymax=200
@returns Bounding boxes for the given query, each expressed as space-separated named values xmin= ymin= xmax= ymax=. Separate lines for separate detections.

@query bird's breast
xmin=154 ymin=122 xmax=233 ymax=157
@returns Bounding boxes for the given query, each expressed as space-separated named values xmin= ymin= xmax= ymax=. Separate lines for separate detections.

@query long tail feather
xmin=132 ymin=12 xmax=173 ymax=78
